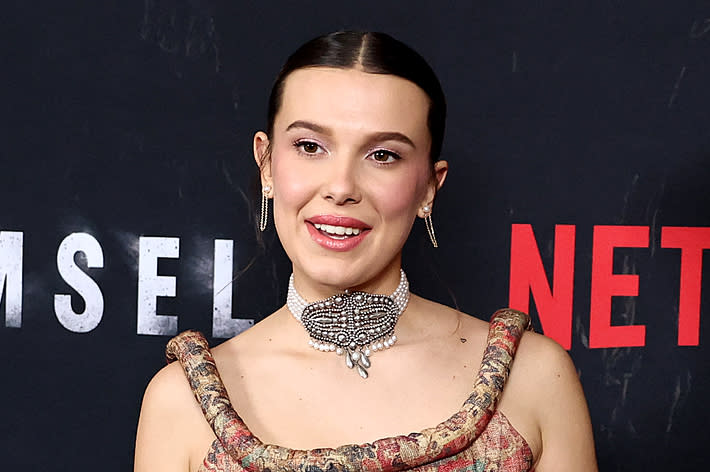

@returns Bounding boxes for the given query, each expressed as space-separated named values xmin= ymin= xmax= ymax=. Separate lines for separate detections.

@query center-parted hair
xmin=266 ymin=31 xmax=447 ymax=163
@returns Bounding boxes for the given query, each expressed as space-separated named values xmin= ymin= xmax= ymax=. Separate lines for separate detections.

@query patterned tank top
xmin=166 ymin=308 xmax=535 ymax=471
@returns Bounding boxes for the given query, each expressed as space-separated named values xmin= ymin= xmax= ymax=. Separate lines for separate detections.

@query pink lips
xmin=306 ymin=215 xmax=371 ymax=252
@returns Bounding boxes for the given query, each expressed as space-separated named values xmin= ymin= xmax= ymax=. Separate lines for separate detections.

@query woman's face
xmin=255 ymin=67 xmax=447 ymax=298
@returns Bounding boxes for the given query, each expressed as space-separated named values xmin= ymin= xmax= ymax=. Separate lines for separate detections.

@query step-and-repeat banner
xmin=2 ymin=1 xmax=708 ymax=469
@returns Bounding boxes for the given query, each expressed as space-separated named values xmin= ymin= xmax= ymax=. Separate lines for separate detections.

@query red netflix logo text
xmin=508 ymin=225 xmax=710 ymax=349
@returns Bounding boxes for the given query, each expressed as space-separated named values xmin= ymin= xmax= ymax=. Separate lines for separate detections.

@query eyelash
xmin=292 ymin=140 xmax=402 ymax=166
xmin=369 ymin=149 xmax=401 ymax=166
xmin=293 ymin=139 xmax=325 ymax=156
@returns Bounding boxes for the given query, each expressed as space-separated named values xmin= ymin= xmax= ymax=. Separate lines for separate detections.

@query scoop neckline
xmin=168 ymin=308 xmax=531 ymax=471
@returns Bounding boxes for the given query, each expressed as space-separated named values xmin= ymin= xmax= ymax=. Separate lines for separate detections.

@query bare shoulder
xmin=503 ymin=330 xmax=598 ymax=471
xmin=140 ymin=362 xmax=197 ymax=420
xmin=134 ymin=361 xmax=214 ymax=472
xmin=513 ymin=330 xmax=578 ymax=384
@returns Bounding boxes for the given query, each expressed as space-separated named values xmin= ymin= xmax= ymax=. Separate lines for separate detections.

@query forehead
xmin=275 ymin=67 xmax=430 ymax=141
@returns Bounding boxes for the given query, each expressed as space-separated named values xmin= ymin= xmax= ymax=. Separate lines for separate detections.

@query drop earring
xmin=259 ymin=185 xmax=271 ymax=231
xmin=422 ymin=205 xmax=438 ymax=248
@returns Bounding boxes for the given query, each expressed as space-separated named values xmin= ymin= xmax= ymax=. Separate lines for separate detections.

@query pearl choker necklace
xmin=286 ymin=269 xmax=410 ymax=379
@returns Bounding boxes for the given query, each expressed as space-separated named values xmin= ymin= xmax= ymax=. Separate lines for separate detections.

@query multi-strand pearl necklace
xmin=286 ymin=269 xmax=410 ymax=379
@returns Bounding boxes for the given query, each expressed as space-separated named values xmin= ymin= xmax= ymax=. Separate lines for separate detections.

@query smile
xmin=306 ymin=216 xmax=371 ymax=251
xmin=313 ymin=223 xmax=362 ymax=239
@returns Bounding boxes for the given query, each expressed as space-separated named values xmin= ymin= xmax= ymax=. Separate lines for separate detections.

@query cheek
xmin=367 ymin=166 xmax=429 ymax=218
xmin=270 ymin=155 xmax=315 ymax=210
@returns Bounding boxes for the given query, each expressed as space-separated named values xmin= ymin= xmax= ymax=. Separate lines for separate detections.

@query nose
xmin=321 ymin=156 xmax=362 ymax=205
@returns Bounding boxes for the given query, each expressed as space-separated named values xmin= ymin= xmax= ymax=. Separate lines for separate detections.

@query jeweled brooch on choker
xmin=286 ymin=270 xmax=410 ymax=379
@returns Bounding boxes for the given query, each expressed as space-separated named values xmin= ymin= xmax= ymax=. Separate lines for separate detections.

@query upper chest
xmin=212 ymin=335 xmax=487 ymax=449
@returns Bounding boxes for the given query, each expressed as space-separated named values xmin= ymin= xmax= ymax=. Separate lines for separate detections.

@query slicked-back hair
xmin=265 ymin=31 xmax=446 ymax=164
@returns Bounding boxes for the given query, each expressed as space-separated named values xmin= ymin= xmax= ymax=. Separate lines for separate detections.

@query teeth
xmin=314 ymin=223 xmax=362 ymax=236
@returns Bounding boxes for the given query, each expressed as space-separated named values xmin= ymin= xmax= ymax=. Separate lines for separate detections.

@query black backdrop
xmin=1 ymin=1 xmax=709 ymax=470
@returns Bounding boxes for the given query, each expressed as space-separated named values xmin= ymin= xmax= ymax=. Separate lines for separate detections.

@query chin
xmin=293 ymin=250 xmax=401 ymax=295
xmin=299 ymin=262 xmax=362 ymax=290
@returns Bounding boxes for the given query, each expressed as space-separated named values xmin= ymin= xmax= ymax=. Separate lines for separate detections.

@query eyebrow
xmin=285 ymin=120 xmax=416 ymax=149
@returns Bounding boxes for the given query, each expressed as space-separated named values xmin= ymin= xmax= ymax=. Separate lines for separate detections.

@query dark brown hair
xmin=265 ymin=30 xmax=446 ymax=163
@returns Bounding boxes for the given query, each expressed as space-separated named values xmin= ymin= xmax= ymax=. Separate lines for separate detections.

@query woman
xmin=135 ymin=31 xmax=597 ymax=471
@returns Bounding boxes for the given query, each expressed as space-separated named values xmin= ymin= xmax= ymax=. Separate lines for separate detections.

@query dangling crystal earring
xmin=422 ymin=205 xmax=438 ymax=248
xmin=259 ymin=185 xmax=271 ymax=231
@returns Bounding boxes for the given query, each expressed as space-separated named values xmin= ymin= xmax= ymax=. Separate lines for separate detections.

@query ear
xmin=253 ymin=131 xmax=273 ymax=192
xmin=418 ymin=160 xmax=448 ymax=218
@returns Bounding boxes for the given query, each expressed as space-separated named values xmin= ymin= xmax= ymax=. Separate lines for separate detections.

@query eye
xmin=294 ymin=140 xmax=324 ymax=155
xmin=369 ymin=149 xmax=401 ymax=164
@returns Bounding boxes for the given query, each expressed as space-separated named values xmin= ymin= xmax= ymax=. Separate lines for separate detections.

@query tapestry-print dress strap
xmin=166 ymin=308 xmax=531 ymax=472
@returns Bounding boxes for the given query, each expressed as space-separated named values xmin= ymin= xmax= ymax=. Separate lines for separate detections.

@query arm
xmin=532 ymin=337 xmax=598 ymax=471
xmin=134 ymin=363 xmax=193 ymax=472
